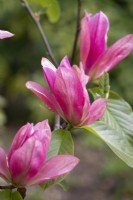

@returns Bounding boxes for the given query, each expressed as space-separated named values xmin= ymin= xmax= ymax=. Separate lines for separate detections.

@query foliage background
xmin=0 ymin=0 xmax=133 ymax=199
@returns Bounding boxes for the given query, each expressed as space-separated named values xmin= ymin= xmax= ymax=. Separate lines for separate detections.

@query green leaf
xmin=47 ymin=129 xmax=74 ymax=159
xmin=40 ymin=175 xmax=65 ymax=191
xmin=98 ymin=72 xmax=110 ymax=98
xmin=58 ymin=179 xmax=69 ymax=191
xmin=28 ymin=0 xmax=60 ymax=23
xmin=12 ymin=191 xmax=23 ymax=200
xmin=0 ymin=190 xmax=23 ymax=200
xmin=46 ymin=1 xmax=60 ymax=23
xmin=0 ymin=190 xmax=11 ymax=200
xmin=84 ymin=90 xmax=133 ymax=167
xmin=40 ymin=129 xmax=74 ymax=190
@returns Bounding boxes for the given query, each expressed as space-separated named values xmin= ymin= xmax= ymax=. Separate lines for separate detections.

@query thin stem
xmin=70 ymin=0 xmax=82 ymax=64
xmin=21 ymin=0 xmax=61 ymax=129
xmin=0 ymin=185 xmax=15 ymax=190
xmin=21 ymin=0 xmax=58 ymax=67
xmin=54 ymin=114 xmax=61 ymax=130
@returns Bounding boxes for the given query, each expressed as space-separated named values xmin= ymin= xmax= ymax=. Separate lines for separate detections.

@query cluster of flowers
xmin=0 ymin=10 xmax=133 ymax=188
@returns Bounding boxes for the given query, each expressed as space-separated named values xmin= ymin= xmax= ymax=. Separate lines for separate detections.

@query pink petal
xmin=8 ymin=123 xmax=34 ymax=161
xmin=9 ymin=136 xmax=46 ymax=185
xmin=0 ymin=148 xmax=10 ymax=182
xmin=73 ymin=63 xmax=89 ymax=87
xmin=78 ymin=90 xmax=91 ymax=127
xmin=24 ymin=140 xmax=46 ymax=183
xmin=59 ymin=56 xmax=71 ymax=69
xmin=9 ymin=137 xmax=36 ymax=181
xmin=92 ymin=34 xmax=133 ymax=80
xmin=85 ymin=11 xmax=109 ymax=71
xmin=26 ymin=81 xmax=59 ymax=113
xmin=80 ymin=12 xmax=91 ymax=69
xmin=34 ymin=120 xmax=51 ymax=152
xmin=84 ymin=98 xmax=107 ymax=125
xmin=41 ymin=58 xmax=56 ymax=91
xmin=41 ymin=58 xmax=56 ymax=72
xmin=54 ymin=67 xmax=85 ymax=125
xmin=0 ymin=30 xmax=14 ymax=39
xmin=26 ymin=155 xmax=80 ymax=186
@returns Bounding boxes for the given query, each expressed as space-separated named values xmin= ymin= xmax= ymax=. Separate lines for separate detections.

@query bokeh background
xmin=0 ymin=0 xmax=133 ymax=199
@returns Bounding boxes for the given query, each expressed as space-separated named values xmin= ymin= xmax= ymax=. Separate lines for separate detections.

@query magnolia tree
xmin=1 ymin=0 xmax=133 ymax=199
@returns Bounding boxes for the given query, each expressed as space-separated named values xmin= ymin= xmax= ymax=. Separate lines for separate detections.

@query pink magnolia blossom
xmin=26 ymin=56 xmax=107 ymax=127
xmin=0 ymin=120 xmax=79 ymax=186
xmin=0 ymin=30 xmax=14 ymax=39
xmin=80 ymin=11 xmax=133 ymax=81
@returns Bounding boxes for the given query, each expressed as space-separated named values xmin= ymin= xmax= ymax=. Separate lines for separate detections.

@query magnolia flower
xmin=26 ymin=56 xmax=107 ymax=127
xmin=0 ymin=30 xmax=14 ymax=39
xmin=80 ymin=11 xmax=133 ymax=81
xmin=0 ymin=120 xmax=79 ymax=186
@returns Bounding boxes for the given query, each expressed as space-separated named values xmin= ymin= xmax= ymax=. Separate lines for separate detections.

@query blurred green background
xmin=0 ymin=0 xmax=133 ymax=199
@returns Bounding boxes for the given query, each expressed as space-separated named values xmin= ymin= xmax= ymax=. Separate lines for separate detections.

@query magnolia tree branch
xmin=20 ymin=0 xmax=58 ymax=67
xmin=70 ymin=0 xmax=82 ymax=64
xmin=54 ymin=114 xmax=61 ymax=130
xmin=0 ymin=185 xmax=15 ymax=190
xmin=20 ymin=0 xmax=61 ymax=130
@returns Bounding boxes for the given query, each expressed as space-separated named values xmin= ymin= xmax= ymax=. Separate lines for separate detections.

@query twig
xmin=20 ymin=0 xmax=58 ymax=67
xmin=0 ymin=185 xmax=15 ymax=190
xmin=54 ymin=114 xmax=61 ymax=130
xmin=70 ymin=0 xmax=82 ymax=64
xmin=20 ymin=0 xmax=60 ymax=130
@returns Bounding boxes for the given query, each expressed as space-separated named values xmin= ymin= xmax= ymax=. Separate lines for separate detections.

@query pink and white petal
xmin=41 ymin=58 xmax=56 ymax=72
xmin=26 ymin=81 xmax=59 ymax=113
xmin=0 ymin=148 xmax=10 ymax=182
xmin=73 ymin=63 xmax=89 ymax=87
xmin=34 ymin=120 xmax=51 ymax=152
xmin=84 ymin=98 xmax=107 ymax=125
xmin=78 ymin=89 xmax=91 ymax=127
xmin=9 ymin=137 xmax=35 ymax=181
xmin=80 ymin=12 xmax=91 ymax=70
xmin=85 ymin=11 xmax=109 ymax=70
xmin=27 ymin=155 xmax=80 ymax=186
xmin=0 ymin=30 xmax=14 ymax=39
xmin=41 ymin=58 xmax=56 ymax=91
xmin=8 ymin=123 xmax=34 ymax=161
xmin=24 ymin=140 xmax=47 ymax=183
xmin=54 ymin=67 xmax=85 ymax=125
xmin=59 ymin=56 xmax=71 ymax=69
xmin=92 ymin=34 xmax=133 ymax=80
xmin=43 ymin=67 xmax=56 ymax=91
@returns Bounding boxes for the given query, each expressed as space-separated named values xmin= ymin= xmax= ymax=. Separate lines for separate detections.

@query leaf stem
xmin=70 ymin=0 xmax=82 ymax=64
xmin=20 ymin=0 xmax=58 ymax=67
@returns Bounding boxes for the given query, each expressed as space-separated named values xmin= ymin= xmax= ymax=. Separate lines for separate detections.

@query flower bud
xmin=26 ymin=56 xmax=107 ymax=127
xmin=0 ymin=120 xmax=79 ymax=186
xmin=80 ymin=11 xmax=133 ymax=81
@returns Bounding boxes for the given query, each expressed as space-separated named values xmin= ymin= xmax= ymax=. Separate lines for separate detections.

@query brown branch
xmin=70 ymin=0 xmax=82 ymax=64
xmin=0 ymin=185 xmax=15 ymax=190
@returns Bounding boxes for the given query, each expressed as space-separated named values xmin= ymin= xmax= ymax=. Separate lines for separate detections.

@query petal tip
xmin=0 ymin=30 xmax=15 ymax=39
